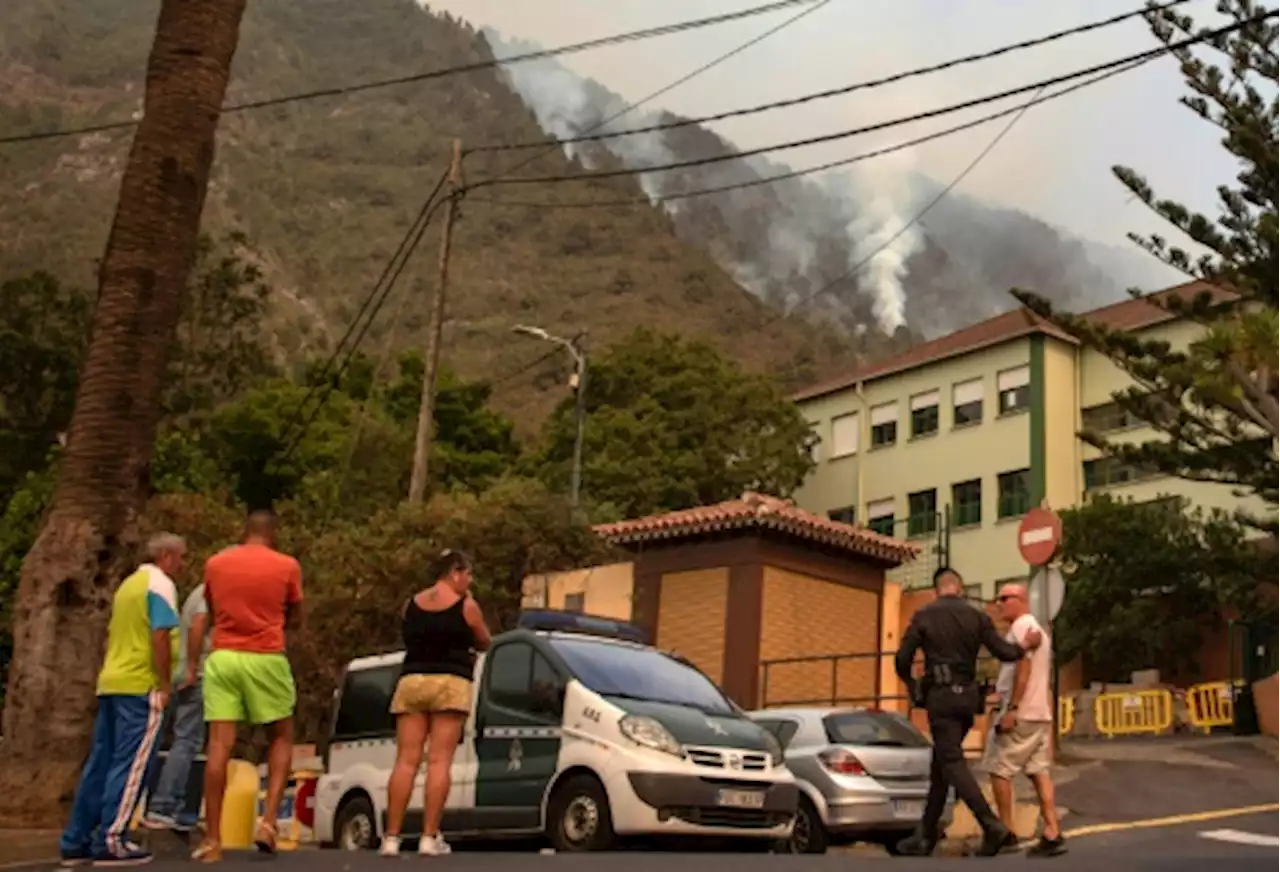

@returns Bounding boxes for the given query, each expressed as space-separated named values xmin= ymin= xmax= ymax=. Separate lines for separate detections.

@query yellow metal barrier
xmin=1185 ymin=681 xmax=1238 ymax=733
xmin=1093 ymin=689 xmax=1174 ymax=738
xmin=1058 ymin=695 xmax=1075 ymax=736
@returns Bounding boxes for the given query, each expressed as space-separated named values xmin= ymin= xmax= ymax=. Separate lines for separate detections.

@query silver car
xmin=747 ymin=707 xmax=954 ymax=855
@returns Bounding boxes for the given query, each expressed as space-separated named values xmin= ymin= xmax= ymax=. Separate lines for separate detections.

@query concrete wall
xmin=795 ymin=338 xmax=1035 ymax=595
xmin=522 ymin=562 xmax=635 ymax=620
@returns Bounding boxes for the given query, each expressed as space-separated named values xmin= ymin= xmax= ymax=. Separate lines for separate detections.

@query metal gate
xmin=876 ymin=509 xmax=951 ymax=591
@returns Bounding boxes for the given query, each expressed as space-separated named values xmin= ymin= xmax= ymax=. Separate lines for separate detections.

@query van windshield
xmin=548 ymin=636 xmax=734 ymax=714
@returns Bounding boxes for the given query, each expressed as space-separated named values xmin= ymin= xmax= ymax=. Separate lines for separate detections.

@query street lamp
xmin=512 ymin=324 xmax=587 ymax=508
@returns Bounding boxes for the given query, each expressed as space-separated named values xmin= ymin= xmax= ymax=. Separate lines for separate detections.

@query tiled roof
xmin=793 ymin=308 xmax=1074 ymax=402
xmin=593 ymin=491 xmax=920 ymax=566
xmin=794 ymin=281 xmax=1231 ymax=403
xmin=1079 ymin=281 xmax=1232 ymax=331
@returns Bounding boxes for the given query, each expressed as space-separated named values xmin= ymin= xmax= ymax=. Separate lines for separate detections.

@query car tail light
xmin=818 ymin=747 xmax=866 ymax=775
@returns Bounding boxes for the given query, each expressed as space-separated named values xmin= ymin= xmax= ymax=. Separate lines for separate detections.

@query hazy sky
xmin=429 ymin=0 xmax=1246 ymax=253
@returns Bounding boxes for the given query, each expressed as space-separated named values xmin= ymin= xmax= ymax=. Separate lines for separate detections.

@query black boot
xmin=976 ymin=823 xmax=1018 ymax=857
xmin=894 ymin=831 xmax=936 ymax=857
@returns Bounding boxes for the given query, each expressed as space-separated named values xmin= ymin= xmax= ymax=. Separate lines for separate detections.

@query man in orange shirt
xmin=192 ymin=511 xmax=303 ymax=862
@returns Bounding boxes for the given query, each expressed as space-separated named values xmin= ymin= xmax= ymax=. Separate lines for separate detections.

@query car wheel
xmin=548 ymin=775 xmax=616 ymax=852
xmin=781 ymin=797 xmax=828 ymax=855
xmin=334 ymin=795 xmax=377 ymax=851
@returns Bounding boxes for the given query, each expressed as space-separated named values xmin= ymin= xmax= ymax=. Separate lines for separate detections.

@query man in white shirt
xmin=987 ymin=582 xmax=1066 ymax=857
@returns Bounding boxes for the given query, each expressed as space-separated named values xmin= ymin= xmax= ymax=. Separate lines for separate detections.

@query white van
xmin=313 ymin=611 xmax=798 ymax=852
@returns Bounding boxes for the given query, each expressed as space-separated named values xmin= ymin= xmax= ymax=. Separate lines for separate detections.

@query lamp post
xmin=513 ymin=325 xmax=587 ymax=509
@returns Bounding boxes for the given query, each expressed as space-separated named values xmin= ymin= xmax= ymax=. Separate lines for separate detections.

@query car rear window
xmin=822 ymin=710 xmax=929 ymax=748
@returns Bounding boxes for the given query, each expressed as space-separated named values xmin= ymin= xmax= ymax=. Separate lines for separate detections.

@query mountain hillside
xmin=0 ymin=0 xmax=883 ymax=427
xmin=487 ymin=30 xmax=1177 ymax=340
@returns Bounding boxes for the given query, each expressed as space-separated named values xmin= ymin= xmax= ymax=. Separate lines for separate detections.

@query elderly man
xmin=988 ymin=582 xmax=1066 ymax=857
xmin=59 ymin=534 xmax=186 ymax=867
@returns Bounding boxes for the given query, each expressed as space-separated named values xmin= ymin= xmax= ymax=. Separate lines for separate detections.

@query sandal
xmin=191 ymin=839 xmax=223 ymax=863
xmin=254 ymin=821 xmax=278 ymax=855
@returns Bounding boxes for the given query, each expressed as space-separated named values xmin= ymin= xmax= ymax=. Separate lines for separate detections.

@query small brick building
xmin=528 ymin=492 xmax=918 ymax=709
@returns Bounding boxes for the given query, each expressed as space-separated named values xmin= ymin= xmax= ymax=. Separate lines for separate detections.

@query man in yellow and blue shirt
xmin=59 ymin=534 xmax=186 ymax=867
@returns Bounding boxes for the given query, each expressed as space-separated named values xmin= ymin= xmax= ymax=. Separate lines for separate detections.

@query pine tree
xmin=1015 ymin=0 xmax=1278 ymax=534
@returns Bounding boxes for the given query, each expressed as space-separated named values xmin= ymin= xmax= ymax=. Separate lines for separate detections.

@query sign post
xmin=1017 ymin=505 xmax=1065 ymax=754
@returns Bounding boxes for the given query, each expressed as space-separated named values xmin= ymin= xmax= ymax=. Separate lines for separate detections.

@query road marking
xmin=1063 ymin=802 xmax=1280 ymax=839
xmin=1199 ymin=828 xmax=1280 ymax=848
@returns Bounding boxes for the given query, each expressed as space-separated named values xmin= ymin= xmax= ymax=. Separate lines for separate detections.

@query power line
xmin=275 ymin=175 xmax=452 ymax=462
xmin=267 ymin=3 xmax=832 ymax=461
xmin=794 ymin=86 xmax=1048 ymax=318
xmin=464 ymin=12 xmax=1275 ymax=192
xmin=476 ymin=0 xmax=834 ymax=185
xmin=489 ymin=349 xmax=563 ymax=387
xmin=468 ymin=0 xmax=1190 ymax=154
xmin=469 ymin=55 xmax=1153 ymax=212
xmin=0 ymin=0 xmax=825 ymax=146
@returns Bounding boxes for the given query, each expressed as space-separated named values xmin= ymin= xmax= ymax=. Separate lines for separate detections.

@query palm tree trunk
xmin=0 ymin=0 xmax=247 ymax=826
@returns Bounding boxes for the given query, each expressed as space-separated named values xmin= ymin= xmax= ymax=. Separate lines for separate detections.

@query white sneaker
xmin=418 ymin=834 xmax=451 ymax=856
xmin=378 ymin=836 xmax=401 ymax=857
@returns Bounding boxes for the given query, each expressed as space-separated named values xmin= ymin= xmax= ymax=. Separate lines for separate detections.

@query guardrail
xmin=1093 ymin=688 xmax=1174 ymax=738
xmin=1058 ymin=695 xmax=1075 ymax=736
xmin=1183 ymin=680 xmax=1241 ymax=734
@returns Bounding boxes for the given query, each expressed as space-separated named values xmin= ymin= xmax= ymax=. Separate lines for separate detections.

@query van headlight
xmin=761 ymin=729 xmax=785 ymax=767
xmin=618 ymin=715 xmax=683 ymax=757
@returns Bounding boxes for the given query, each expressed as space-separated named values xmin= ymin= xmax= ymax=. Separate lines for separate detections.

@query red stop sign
xmin=1017 ymin=507 xmax=1062 ymax=566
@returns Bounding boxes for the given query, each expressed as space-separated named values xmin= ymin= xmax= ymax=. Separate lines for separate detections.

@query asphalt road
xmin=96 ymin=840 xmax=1276 ymax=871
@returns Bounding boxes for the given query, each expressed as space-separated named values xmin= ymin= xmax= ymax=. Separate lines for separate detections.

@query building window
xmin=997 ymin=468 xmax=1031 ymax=518
xmin=952 ymin=378 xmax=984 ymax=427
xmin=909 ymin=390 xmax=940 ymax=438
xmin=997 ymin=365 xmax=1031 ymax=415
xmin=907 ymin=489 xmax=938 ymax=537
xmin=1082 ymin=401 xmax=1142 ymax=433
xmin=563 ymin=592 xmax=585 ymax=613
xmin=867 ymin=497 xmax=895 ymax=537
xmin=830 ymin=412 xmax=860 ymax=458
xmin=952 ymin=479 xmax=982 ymax=527
xmin=1083 ymin=457 xmax=1154 ymax=491
xmin=827 ymin=506 xmax=856 ymax=524
xmin=870 ymin=401 xmax=899 ymax=448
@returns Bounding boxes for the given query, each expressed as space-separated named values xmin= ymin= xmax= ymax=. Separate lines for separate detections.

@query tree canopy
xmin=534 ymin=329 xmax=818 ymax=520
xmin=1014 ymin=0 xmax=1278 ymax=534
xmin=0 ymin=254 xmax=822 ymax=728
xmin=1055 ymin=493 xmax=1273 ymax=682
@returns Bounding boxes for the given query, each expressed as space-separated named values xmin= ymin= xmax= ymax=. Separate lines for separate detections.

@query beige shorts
xmin=390 ymin=673 xmax=473 ymax=715
xmin=987 ymin=720 xmax=1052 ymax=779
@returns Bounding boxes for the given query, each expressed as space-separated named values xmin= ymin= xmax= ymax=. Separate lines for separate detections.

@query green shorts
xmin=203 ymin=649 xmax=296 ymax=725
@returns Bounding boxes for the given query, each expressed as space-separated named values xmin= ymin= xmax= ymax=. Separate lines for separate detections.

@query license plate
xmin=892 ymin=799 xmax=925 ymax=818
xmin=717 ymin=789 xmax=766 ymax=809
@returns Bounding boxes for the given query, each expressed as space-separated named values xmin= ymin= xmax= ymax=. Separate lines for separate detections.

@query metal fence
xmin=758 ymin=649 xmax=999 ymax=710
xmin=874 ymin=509 xmax=951 ymax=591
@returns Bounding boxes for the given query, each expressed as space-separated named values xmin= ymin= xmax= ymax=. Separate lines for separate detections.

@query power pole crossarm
xmin=408 ymin=138 xmax=463 ymax=505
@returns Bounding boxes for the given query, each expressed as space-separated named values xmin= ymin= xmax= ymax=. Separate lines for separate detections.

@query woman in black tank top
xmin=382 ymin=550 xmax=491 ymax=857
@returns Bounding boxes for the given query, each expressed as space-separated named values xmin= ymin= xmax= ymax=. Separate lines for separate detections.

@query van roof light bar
xmin=516 ymin=609 xmax=650 ymax=645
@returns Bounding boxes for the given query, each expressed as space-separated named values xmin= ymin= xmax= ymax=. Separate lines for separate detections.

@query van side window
xmin=486 ymin=643 xmax=565 ymax=721
xmin=333 ymin=664 xmax=398 ymax=740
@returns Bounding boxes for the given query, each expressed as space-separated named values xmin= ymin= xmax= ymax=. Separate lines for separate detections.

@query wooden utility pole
xmin=409 ymin=139 xmax=464 ymax=504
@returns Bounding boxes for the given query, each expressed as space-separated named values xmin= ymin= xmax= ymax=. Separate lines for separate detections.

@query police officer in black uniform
xmin=893 ymin=566 xmax=1041 ymax=857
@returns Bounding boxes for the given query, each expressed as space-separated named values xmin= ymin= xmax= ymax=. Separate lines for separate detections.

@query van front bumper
xmin=624 ymin=772 xmax=797 ymax=831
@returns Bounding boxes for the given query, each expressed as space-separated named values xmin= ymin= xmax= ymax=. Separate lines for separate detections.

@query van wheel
xmin=781 ymin=797 xmax=828 ymax=854
xmin=334 ymin=795 xmax=377 ymax=851
xmin=548 ymin=775 xmax=616 ymax=852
